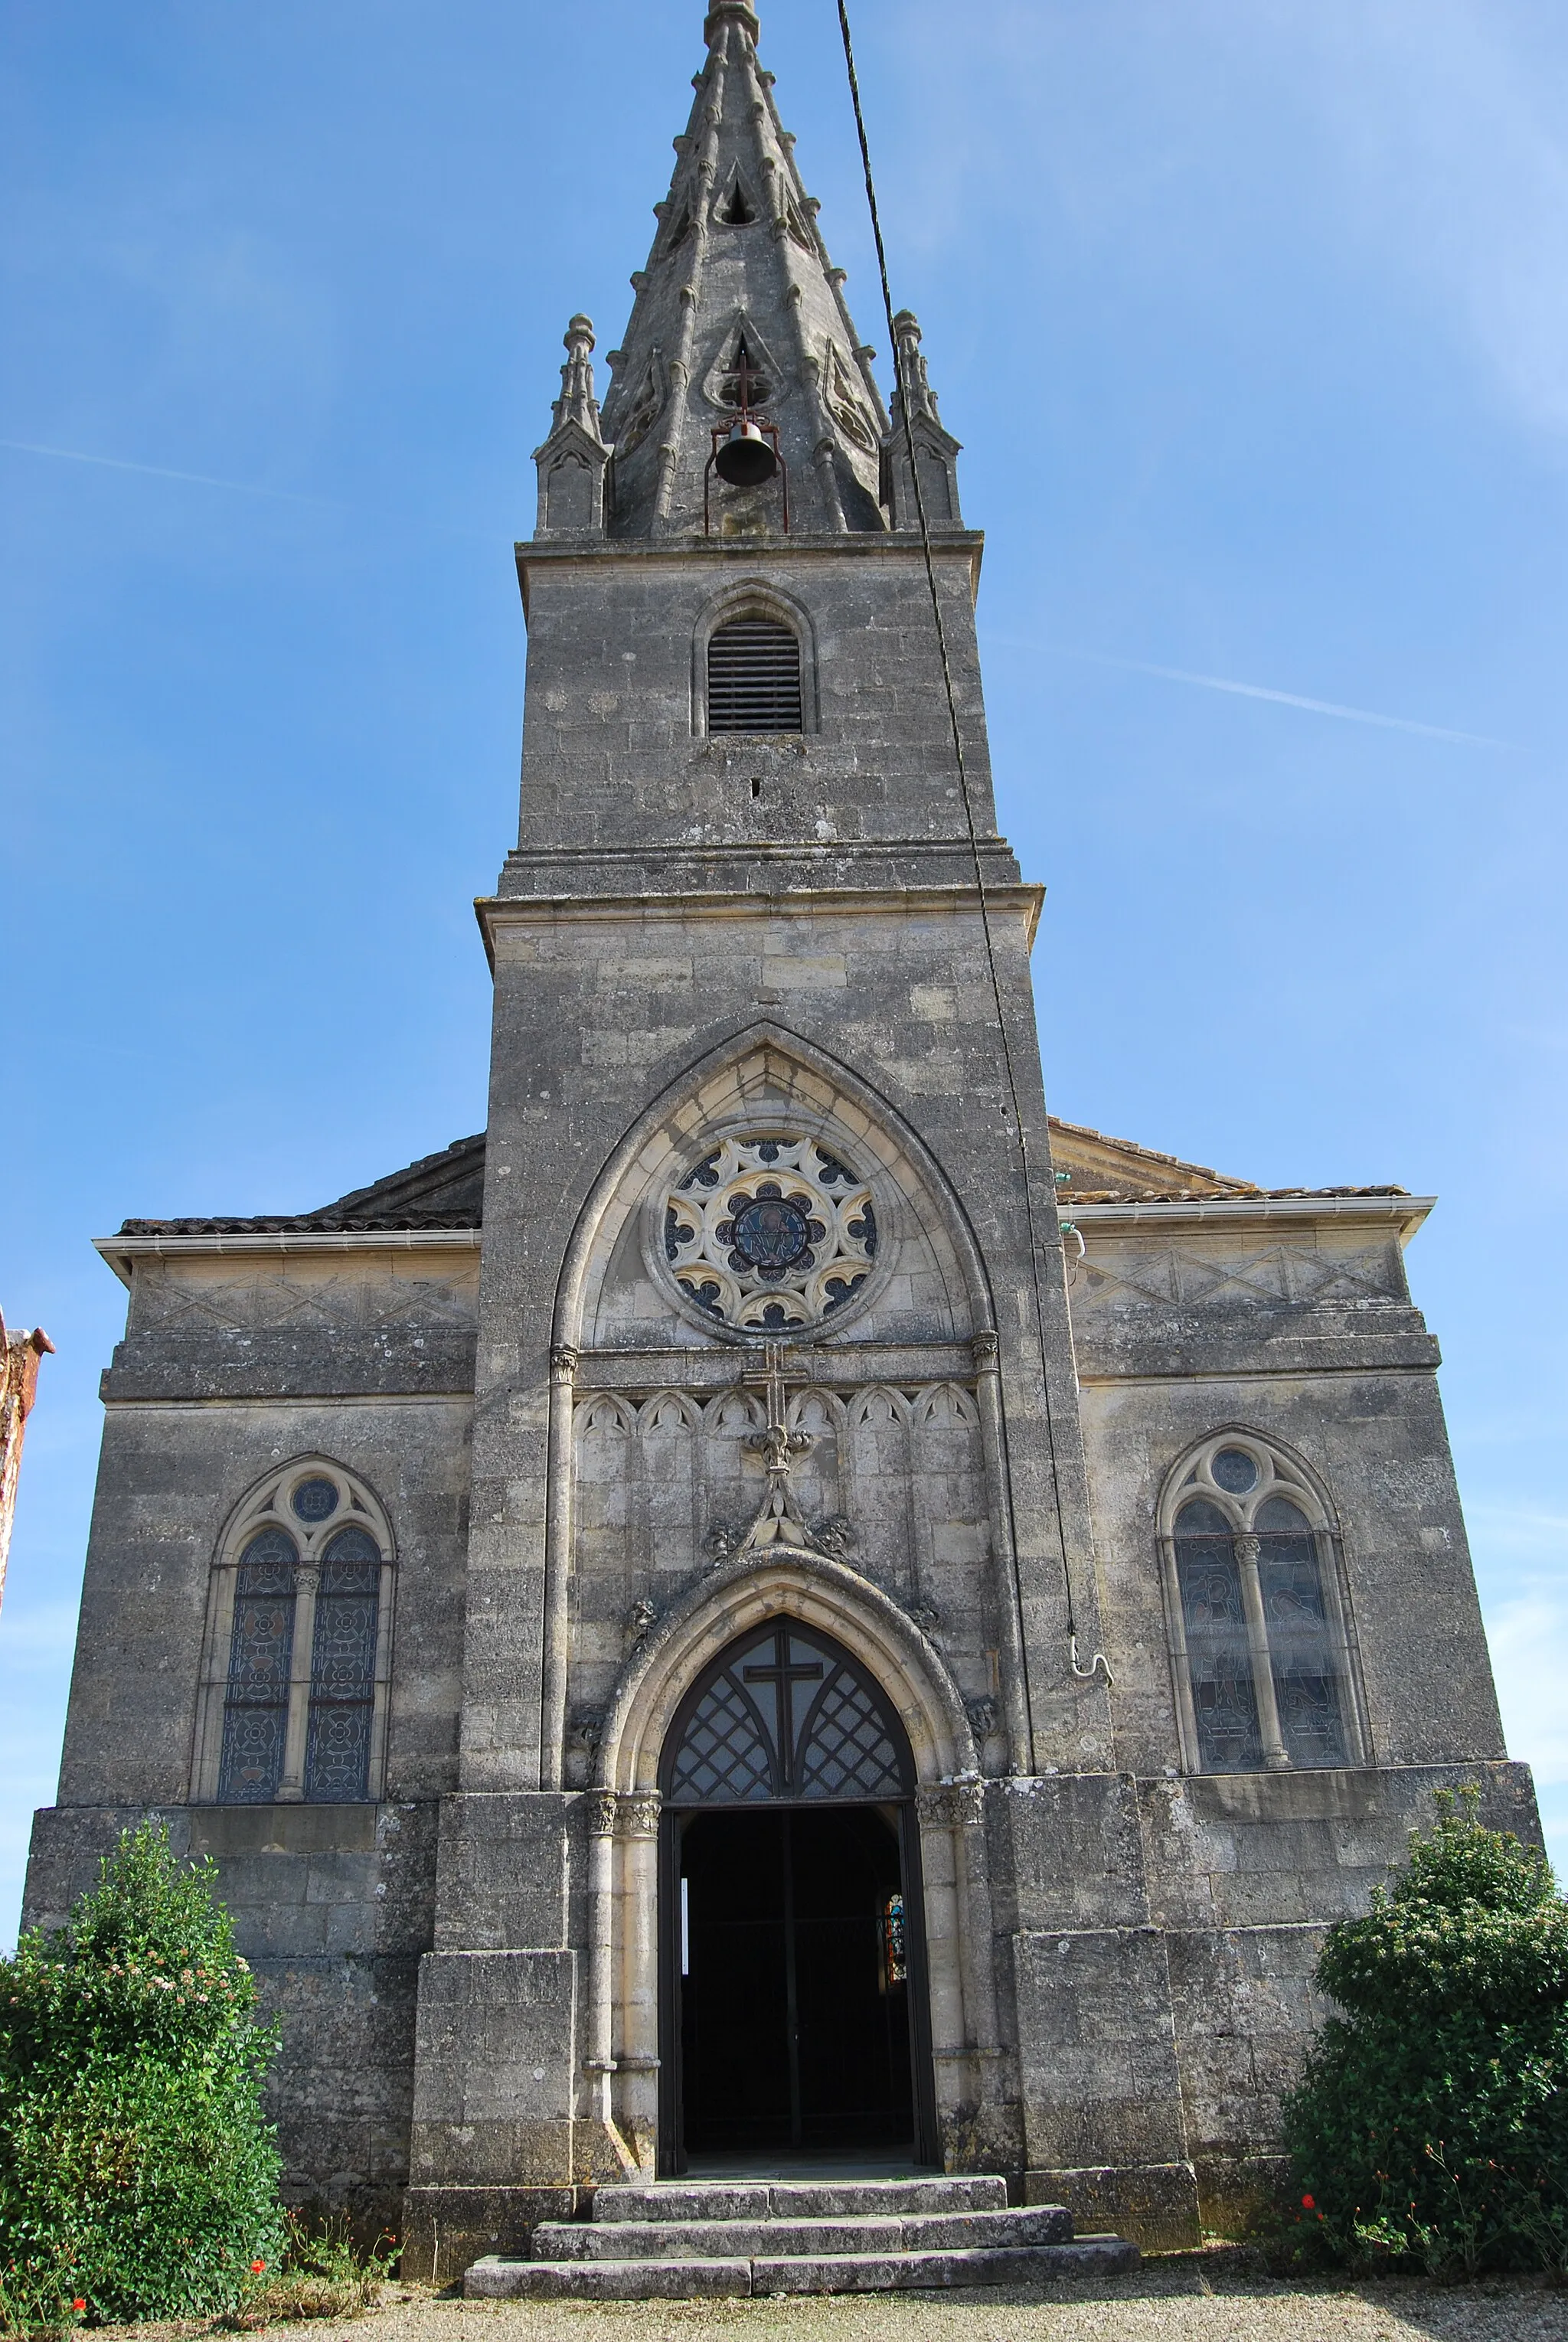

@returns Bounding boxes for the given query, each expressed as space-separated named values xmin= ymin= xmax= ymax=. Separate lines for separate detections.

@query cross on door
xmin=742 ymin=1625 xmax=824 ymax=1790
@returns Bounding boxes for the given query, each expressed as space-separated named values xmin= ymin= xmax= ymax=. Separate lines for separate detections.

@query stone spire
xmin=563 ymin=2 xmax=890 ymax=540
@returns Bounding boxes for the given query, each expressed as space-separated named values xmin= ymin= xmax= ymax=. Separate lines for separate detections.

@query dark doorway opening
xmin=675 ymin=1803 xmax=914 ymax=2157
xmin=656 ymin=1615 xmax=939 ymax=2172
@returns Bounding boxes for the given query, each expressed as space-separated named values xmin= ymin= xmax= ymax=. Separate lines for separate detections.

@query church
xmin=27 ymin=0 xmax=1539 ymax=2289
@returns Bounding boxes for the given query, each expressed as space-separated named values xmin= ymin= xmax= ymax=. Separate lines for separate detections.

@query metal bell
xmin=714 ymin=418 xmax=779 ymax=488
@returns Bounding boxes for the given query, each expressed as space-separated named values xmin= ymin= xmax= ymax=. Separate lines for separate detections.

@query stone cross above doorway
xmin=707 ymin=1341 xmax=856 ymax=1563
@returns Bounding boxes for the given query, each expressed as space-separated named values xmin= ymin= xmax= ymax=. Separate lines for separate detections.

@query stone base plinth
xmin=1024 ymin=2162 xmax=1200 ymax=2253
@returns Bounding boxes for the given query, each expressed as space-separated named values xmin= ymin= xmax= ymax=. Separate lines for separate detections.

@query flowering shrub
xmin=1282 ymin=1788 xmax=1568 ymax=2278
xmin=0 ymin=1823 xmax=285 ymax=2324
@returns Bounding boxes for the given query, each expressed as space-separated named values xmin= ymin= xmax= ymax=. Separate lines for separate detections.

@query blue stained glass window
xmin=218 ymin=1527 xmax=298 ymax=1804
xmin=1211 ymin=1448 xmax=1258 ymax=1494
xmin=1256 ymin=1498 xmax=1346 ymax=1769
xmin=1174 ymin=1500 xmax=1263 ymax=1772
xmin=305 ymin=1527 xmax=381 ymax=1802
xmin=292 ymin=1476 xmax=339 ymax=1523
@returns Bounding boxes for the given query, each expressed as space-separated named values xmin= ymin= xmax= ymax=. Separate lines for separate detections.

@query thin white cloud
xmin=1035 ymin=642 xmax=1512 ymax=749
xmin=0 ymin=438 xmax=329 ymax=505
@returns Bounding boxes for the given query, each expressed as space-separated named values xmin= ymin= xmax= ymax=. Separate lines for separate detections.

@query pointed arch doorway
xmin=657 ymin=1618 xmax=938 ymax=2172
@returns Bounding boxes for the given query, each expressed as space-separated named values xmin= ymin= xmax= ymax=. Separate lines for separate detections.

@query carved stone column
xmin=915 ymin=1777 xmax=985 ymax=2137
xmin=615 ymin=1792 xmax=663 ymax=2171
xmin=583 ymin=1788 xmax=619 ymax=2131
xmin=541 ymin=1344 xmax=577 ymax=1792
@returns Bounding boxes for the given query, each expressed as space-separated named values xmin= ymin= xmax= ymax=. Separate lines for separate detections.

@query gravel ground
xmin=90 ymin=2264 xmax=1568 ymax=2342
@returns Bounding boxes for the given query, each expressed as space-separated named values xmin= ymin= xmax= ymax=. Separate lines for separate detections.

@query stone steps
xmin=464 ymin=2174 xmax=1140 ymax=2300
xmin=531 ymin=2204 xmax=1073 ymax=2259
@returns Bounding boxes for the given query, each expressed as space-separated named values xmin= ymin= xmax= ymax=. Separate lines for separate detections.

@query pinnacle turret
xmin=532 ymin=315 xmax=609 ymax=538
xmin=884 ymin=309 xmax=964 ymax=529
xmin=533 ymin=3 xmax=913 ymax=541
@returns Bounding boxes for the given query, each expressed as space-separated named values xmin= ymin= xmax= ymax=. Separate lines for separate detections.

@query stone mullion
xmin=1235 ymin=1534 xmax=1290 ymax=1769
xmin=276 ymin=1560 xmax=320 ymax=1802
xmin=1158 ymin=1533 xmax=1203 ymax=1775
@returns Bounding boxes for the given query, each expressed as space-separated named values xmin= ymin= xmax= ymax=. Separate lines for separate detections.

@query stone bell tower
xmin=403 ymin=0 xmax=1129 ymax=2262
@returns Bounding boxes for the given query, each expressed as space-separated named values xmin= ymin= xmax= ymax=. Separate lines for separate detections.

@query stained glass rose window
xmin=660 ymin=1135 xmax=879 ymax=1332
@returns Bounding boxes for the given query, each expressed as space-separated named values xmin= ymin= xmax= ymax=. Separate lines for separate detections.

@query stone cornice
xmin=1065 ymin=1194 xmax=1434 ymax=1240
xmin=475 ymin=880 xmax=1044 ymax=968
xmin=515 ymin=528 xmax=985 ymax=615
xmin=93 ymin=1229 xmax=483 ymax=1289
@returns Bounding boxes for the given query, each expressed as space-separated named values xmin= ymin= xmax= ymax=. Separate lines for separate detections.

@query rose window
xmin=662 ymin=1135 xmax=878 ymax=1332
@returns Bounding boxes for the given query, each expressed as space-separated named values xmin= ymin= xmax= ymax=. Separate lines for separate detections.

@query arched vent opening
xmin=707 ymin=617 xmax=803 ymax=734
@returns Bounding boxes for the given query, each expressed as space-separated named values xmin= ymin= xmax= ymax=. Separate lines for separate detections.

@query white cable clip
xmin=1070 ymin=1634 xmax=1114 ymax=1687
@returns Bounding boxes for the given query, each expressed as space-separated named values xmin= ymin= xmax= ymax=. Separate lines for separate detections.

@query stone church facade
xmin=27 ymin=0 xmax=1537 ymax=2278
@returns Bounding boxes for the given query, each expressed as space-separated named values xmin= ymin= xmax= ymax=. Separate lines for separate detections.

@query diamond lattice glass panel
xmin=1259 ymin=1525 xmax=1346 ymax=1769
xmin=305 ymin=1527 xmax=381 ymax=1801
xmin=219 ymin=1527 xmax=298 ymax=1804
xmin=661 ymin=1135 xmax=877 ymax=1333
xmin=1175 ymin=1521 xmax=1263 ymax=1772
xmin=670 ymin=1673 xmax=776 ymax=1802
xmin=796 ymin=1670 xmax=904 ymax=1799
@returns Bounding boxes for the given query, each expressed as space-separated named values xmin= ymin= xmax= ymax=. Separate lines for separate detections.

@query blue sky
xmin=2 ymin=0 xmax=1566 ymax=1940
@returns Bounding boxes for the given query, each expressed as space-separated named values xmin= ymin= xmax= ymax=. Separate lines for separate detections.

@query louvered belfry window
xmin=707 ymin=617 xmax=803 ymax=734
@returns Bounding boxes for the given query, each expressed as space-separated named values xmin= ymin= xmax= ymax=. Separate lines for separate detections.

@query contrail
xmin=0 ymin=438 xmax=330 ymax=505
xmin=1031 ymin=642 xmax=1511 ymax=750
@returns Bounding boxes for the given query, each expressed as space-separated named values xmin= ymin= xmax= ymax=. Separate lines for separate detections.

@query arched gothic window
xmin=194 ymin=1461 xmax=394 ymax=1805
xmin=1159 ymin=1434 xmax=1364 ymax=1775
xmin=705 ymin=616 xmax=803 ymax=734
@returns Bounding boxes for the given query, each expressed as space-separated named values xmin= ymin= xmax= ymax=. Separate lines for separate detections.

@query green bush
xmin=1282 ymin=1787 xmax=1568 ymax=2278
xmin=0 ymin=1822 xmax=286 ymax=2326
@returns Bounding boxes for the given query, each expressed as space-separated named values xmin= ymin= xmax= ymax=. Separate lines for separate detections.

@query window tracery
xmin=1159 ymin=1434 xmax=1363 ymax=1775
xmin=658 ymin=1134 xmax=878 ymax=1334
xmin=198 ymin=1458 xmax=393 ymax=1805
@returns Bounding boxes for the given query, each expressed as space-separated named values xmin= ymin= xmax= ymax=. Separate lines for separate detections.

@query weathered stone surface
xmin=750 ymin=2243 xmax=1139 ymax=2294
xmin=1024 ymin=2164 xmax=1200 ymax=2255
xmin=466 ymin=2255 xmax=753 ymax=2300
xmin=400 ymin=2187 xmax=579 ymax=2288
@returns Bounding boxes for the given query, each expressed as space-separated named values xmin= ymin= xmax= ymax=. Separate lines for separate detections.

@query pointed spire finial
xmin=704 ymin=2 xmax=760 ymax=49
xmin=552 ymin=314 xmax=603 ymax=436
xmin=892 ymin=311 xmax=939 ymax=425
